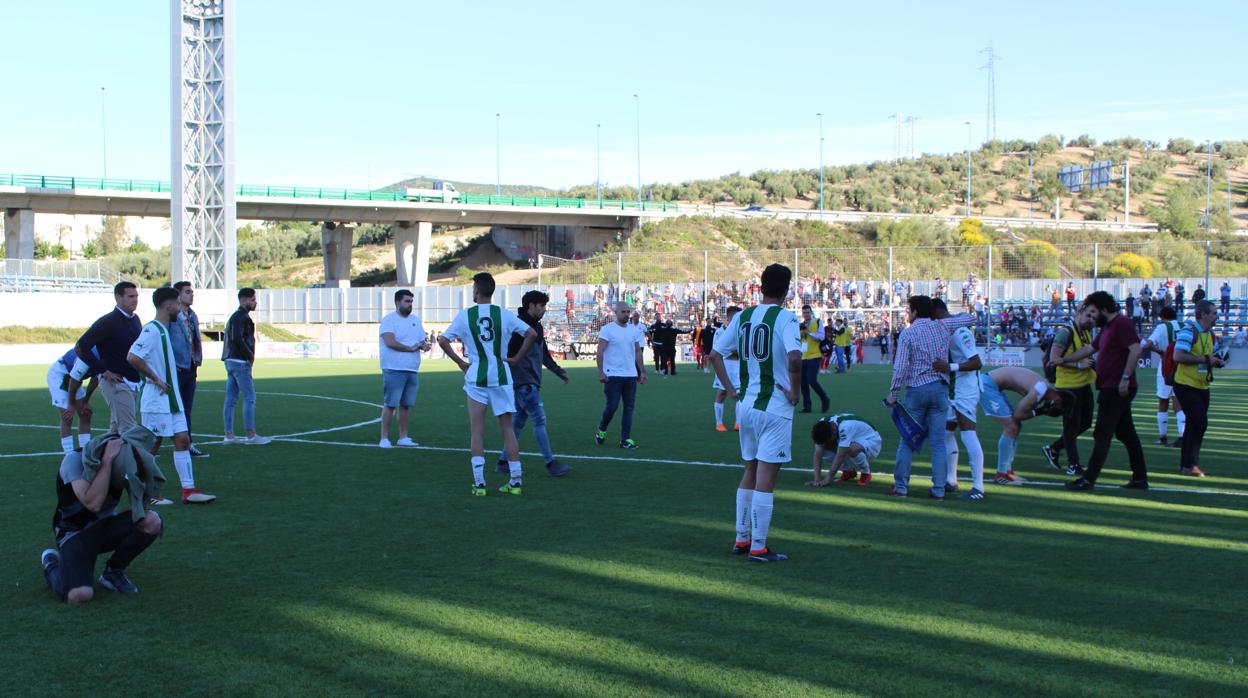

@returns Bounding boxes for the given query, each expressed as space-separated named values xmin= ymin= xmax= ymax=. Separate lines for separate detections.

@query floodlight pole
xmin=633 ymin=94 xmax=642 ymax=208
xmin=495 ymin=113 xmax=501 ymax=196
xmin=1124 ymin=159 xmax=1131 ymax=226
xmin=817 ymin=112 xmax=824 ymax=218
xmin=595 ymin=122 xmax=601 ymax=202
xmin=965 ymin=122 xmax=972 ymax=217
xmin=1205 ymin=141 xmax=1212 ymax=230
xmin=100 ymin=87 xmax=108 ymax=181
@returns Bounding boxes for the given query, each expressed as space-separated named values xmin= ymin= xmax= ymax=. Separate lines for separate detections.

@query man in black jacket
xmin=497 ymin=291 xmax=573 ymax=476
xmin=655 ymin=320 xmax=691 ymax=375
xmin=222 ymin=288 xmax=271 ymax=445
xmin=74 ymin=282 xmax=142 ymax=434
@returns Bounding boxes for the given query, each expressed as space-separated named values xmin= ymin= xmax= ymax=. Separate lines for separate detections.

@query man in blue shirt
xmin=171 ymin=282 xmax=207 ymax=457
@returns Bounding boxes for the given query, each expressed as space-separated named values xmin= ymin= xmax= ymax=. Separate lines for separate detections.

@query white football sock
xmin=78 ymin=432 xmax=91 ymax=448
xmin=1177 ymin=411 xmax=1186 ymax=437
xmin=471 ymin=456 xmax=486 ymax=486
xmin=173 ymin=449 xmax=194 ymax=489
xmin=714 ymin=402 xmax=724 ymax=425
xmin=750 ymin=491 xmax=775 ymax=552
xmin=735 ymin=488 xmax=753 ymax=543
xmin=508 ymin=460 xmax=522 ymax=483
xmin=961 ymin=430 xmax=985 ymax=491
xmin=732 ymin=402 xmax=740 ymax=427
xmin=60 ymin=436 xmax=74 ymax=453
xmin=997 ymin=435 xmax=1017 ymax=473
xmin=1156 ymin=411 xmax=1168 ymax=438
xmin=850 ymin=452 xmax=870 ymax=473
xmin=945 ymin=430 xmax=960 ymax=486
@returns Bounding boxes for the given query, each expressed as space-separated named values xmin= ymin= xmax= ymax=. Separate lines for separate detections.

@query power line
xmin=979 ymin=42 xmax=1001 ymax=143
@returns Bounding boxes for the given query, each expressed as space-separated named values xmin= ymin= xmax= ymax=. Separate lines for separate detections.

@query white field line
xmin=4 ymin=393 xmax=1246 ymax=499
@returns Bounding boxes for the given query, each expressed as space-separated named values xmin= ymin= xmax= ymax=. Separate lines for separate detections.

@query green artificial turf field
xmin=2 ymin=359 xmax=1246 ymax=696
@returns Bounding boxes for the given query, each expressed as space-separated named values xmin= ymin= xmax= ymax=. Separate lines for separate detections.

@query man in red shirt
xmin=1060 ymin=291 xmax=1149 ymax=491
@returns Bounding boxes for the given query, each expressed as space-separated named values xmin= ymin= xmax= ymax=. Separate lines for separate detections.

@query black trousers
xmin=1173 ymin=384 xmax=1210 ymax=471
xmin=1083 ymin=386 xmax=1148 ymax=485
xmin=177 ymin=365 xmax=197 ymax=438
xmin=1049 ymin=384 xmax=1093 ymax=466
xmin=48 ymin=513 xmax=158 ymax=601
xmin=800 ymin=358 xmax=829 ymax=410
xmin=652 ymin=345 xmax=665 ymax=373
xmin=663 ymin=347 xmax=678 ymax=374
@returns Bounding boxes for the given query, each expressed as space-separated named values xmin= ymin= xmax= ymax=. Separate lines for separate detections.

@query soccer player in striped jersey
xmin=127 ymin=286 xmax=215 ymax=504
xmin=708 ymin=264 xmax=803 ymax=563
xmin=48 ymin=347 xmax=101 ymax=453
xmin=712 ymin=306 xmax=742 ymax=432
xmin=931 ymin=298 xmax=986 ymax=500
xmin=805 ymin=414 xmax=883 ymax=487
xmin=438 ymin=273 xmax=538 ymax=497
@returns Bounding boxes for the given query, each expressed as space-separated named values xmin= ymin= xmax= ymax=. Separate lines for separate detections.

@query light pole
xmin=965 ymin=121 xmax=972 ymax=218
xmin=817 ymin=112 xmax=824 ymax=217
xmin=495 ymin=113 xmax=501 ymax=196
xmin=100 ymin=86 xmax=108 ymax=181
xmin=1205 ymin=139 xmax=1212 ymax=230
xmin=596 ymin=122 xmax=602 ymax=202
xmin=633 ymin=94 xmax=642 ymax=207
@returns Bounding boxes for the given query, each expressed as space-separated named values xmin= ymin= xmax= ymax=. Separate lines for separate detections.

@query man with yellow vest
xmin=1042 ymin=303 xmax=1097 ymax=476
xmin=1170 ymin=300 xmax=1225 ymax=477
xmin=798 ymin=306 xmax=830 ymax=413
xmin=833 ymin=317 xmax=853 ymax=373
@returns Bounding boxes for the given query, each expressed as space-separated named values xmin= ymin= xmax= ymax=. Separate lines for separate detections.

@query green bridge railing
xmin=0 ymin=174 xmax=682 ymax=212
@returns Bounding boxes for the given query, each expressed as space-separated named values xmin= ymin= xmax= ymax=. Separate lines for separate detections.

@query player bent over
xmin=438 ymin=272 xmax=537 ymax=496
xmin=973 ymin=366 xmax=1068 ymax=485
xmin=49 ymin=347 xmax=101 ymax=453
xmin=805 ymin=414 xmax=882 ymax=488
xmin=712 ymin=306 xmax=743 ymax=432
xmin=709 ymin=263 xmax=803 ymax=563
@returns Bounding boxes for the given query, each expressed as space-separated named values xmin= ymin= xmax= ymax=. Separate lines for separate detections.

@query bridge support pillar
xmin=4 ymin=208 xmax=35 ymax=259
xmin=394 ymin=221 xmax=432 ymax=286
xmin=321 ymin=222 xmax=353 ymax=288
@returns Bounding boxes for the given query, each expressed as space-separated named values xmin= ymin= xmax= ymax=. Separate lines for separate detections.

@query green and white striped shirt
xmin=443 ymin=304 xmax=531 ymax=388
xmin=129 ymin=320 xmax=184 ymax=415
xmin=713 ymin=303 xmax=803 ymax=419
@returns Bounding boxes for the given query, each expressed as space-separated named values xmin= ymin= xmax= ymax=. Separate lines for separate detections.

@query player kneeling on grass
xmin=972 ymin=366 xmax=1068 ymax=486
xmin=128 ymin=286 xmax=215 ymax=504
xmin=40 ymin=432 xmax=165 ymax=603
xmin=438 ymin=273 xmax=538 ymax=497
xmin=805 ymin=414 xmax=882 ymax=488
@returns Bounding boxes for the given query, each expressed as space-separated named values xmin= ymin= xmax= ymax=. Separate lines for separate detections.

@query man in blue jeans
xmin=222 ymin=288 xmax=271 ymax=445
xmin=883 ymin=295 xmax=975 ymax=498
xmin=496 ymin=290 xmax=572 ymax=476
xmin=596 ymin=301 xmax=647 ymax=449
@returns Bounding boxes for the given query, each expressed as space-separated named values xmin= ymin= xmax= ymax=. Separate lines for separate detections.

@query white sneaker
xmin=379 ymin=438 xmax=393 ymax=449
xmin=395 ymin=437 xmax=418 ymax=447
xmin=148 ymin=496 xmax=174 ymax=507
xmin=243 ymin=435 xmax=272 ymax=446
xmin=222 ymin=435 xmax=241 ymax=444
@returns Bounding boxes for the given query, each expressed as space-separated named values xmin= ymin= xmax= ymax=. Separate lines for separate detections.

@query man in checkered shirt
xmin=884 ymin=295 xmax=976 ymax=499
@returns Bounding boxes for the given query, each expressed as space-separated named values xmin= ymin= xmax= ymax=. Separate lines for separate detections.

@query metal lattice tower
xmin=979 ymin=43 xmax=1001 ymax=144
xmin=171 ymin=0 xmax=235 ymax=290
xmin=903 ymin=116 xmax=918 ymax=159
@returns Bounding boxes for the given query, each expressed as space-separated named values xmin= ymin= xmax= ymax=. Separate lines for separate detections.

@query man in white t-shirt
xmin=127 ymin=287 xmax=215 ymax=504
xmin=709 ymin=263 xmax=802 ymax=563
xmin=438 ymin=273 xmax=537 ymax=497
xmin=931 ymin=299 xmax=986 ymax=500
xmin=1141 ymin=306 xmax=1185 ymax=447
xmin=595 ymin=301 xmax=647 ymax=449
xmin=378 ymin=289 xmax=431 ymax=448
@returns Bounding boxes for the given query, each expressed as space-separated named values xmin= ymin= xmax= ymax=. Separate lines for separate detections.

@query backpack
xmin=1160 ymin=322 xmax=1178 ymax=382
xmin=1040 ymin=333 xmax=1057 ymax=382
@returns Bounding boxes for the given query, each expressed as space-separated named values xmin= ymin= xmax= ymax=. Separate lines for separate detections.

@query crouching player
xmin=805 ymin=414 xmax=883 ymax=488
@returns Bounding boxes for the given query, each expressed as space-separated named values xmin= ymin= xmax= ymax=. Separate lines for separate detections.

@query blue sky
xmin=4 ymin=0 xmax=1245 ymax=190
